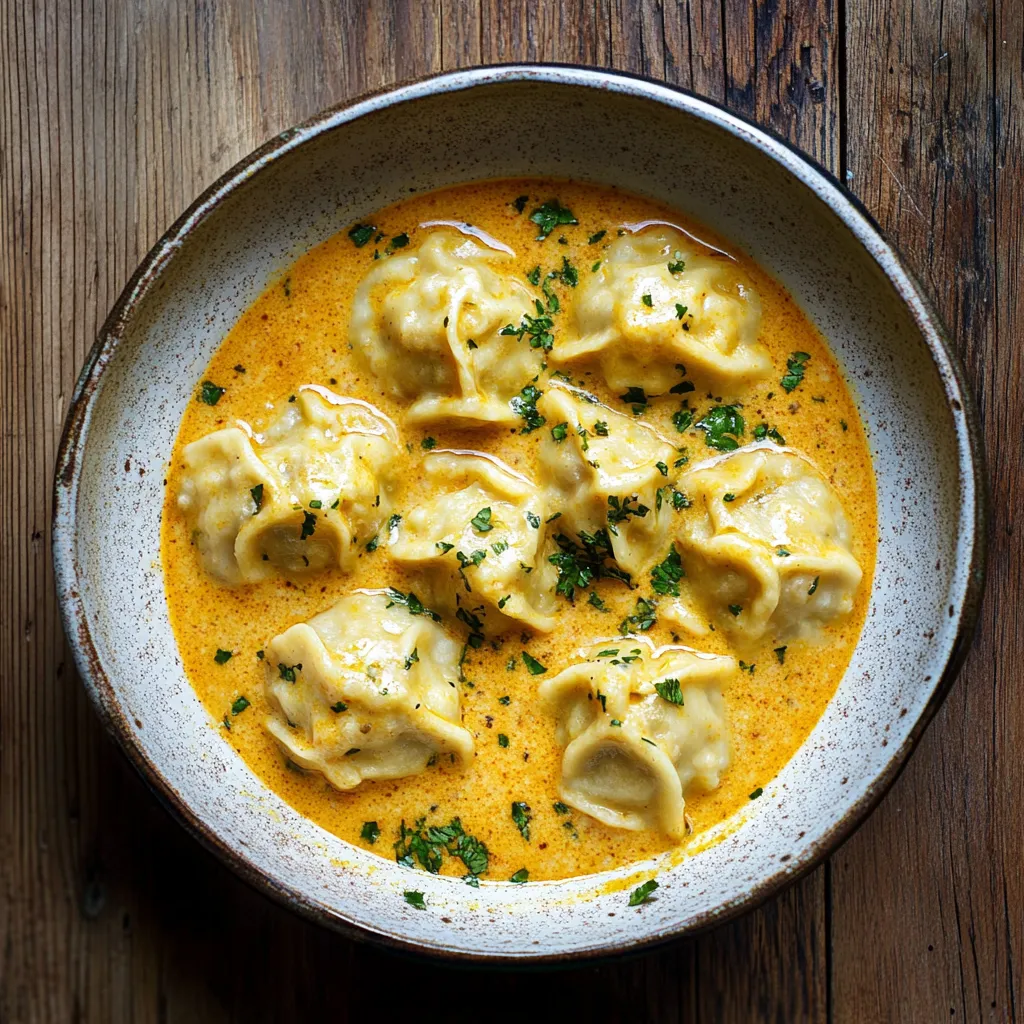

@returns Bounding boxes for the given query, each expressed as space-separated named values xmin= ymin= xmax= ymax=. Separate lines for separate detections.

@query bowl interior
xmin=54 ymin=69 xmax=981 ymax=962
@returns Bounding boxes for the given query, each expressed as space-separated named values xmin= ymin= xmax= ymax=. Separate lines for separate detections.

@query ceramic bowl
xmin=52 ymin=66 xmax=986 ymax=963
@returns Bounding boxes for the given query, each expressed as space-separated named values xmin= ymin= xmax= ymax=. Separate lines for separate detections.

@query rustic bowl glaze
xmin=52 ymin=66 xmax=985 ymax=963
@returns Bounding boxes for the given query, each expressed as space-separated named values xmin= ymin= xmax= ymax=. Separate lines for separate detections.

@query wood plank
xmin=833 ymin=0 xmax=1020 ymax=1020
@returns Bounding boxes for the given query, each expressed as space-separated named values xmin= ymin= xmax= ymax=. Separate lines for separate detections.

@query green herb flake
xmin=593 ymin=420 xmax=609 ymax=436
xmin=723 ymin=493 xmax=736 ymax=503
xmin=656 ymin=461 xmax=669 ymax=477
xmin=436 ymin=541 xmax=455 ymax=554
xmin=384 ymin=587 xmax=442 ymax=622
xmin=551 ymin=422 xmax=569 ymax=442
xmin=749 ymin=787 xmax=764 ymax=800
xmin=498 ymin=695 xmax=511 ymax=705
xmin=526 ymin=511 xmax=541 ymax=529
xmin=509 ymin=868 xmax=530 ymax=884
xmin=308 ymin=499 xmax=323 ymax=509
xmin=808 ymin=576 xmax=820 ymax=595
xmin=629 ymin=879 xmax=660 ymax=906
xmin=365 ymin=535 xmax=380 ymax=553
xmin=250 ymin=484 xmax=264 ymax=513
xmin=510 ymin=384 xmax=546 ymax=433
xmin=529 ymin=199 xmax=577 ymax=239
xmin=553 ymin=801 xmax=570 ymax=815
xmin=775 ymin=646 xmax=788 ymax=665
xmin=513 ymin=195 xmax=529 ymax=214
xmin=511 ymin=801 xmax=532 ymax=841
xmin=300 ymin=510 xmax=317 ymax=540
xmin=198 ymin=380 xmax=225 ymax=406
xmin=654 ymin=677 xmax=684 ymax=706
xmin=330 ymin=701 xmax=348 ymax=713
xmin=588 ymin=230 xmax=606 ymax=244
xmin=470 ymin=508 xmax=493 ymax=533
xmin=840 ymin=419 xmax=849 ymax=431
xmin=675 ymin=303 xmax=688 ymax=320
xmin=753 ymin=423 xmax=787 ymax=445
xmin=696 ymin=405 xmax=745 ymax=451
xmin=776 ymin=547 xmax=791 ymax=557
xmin=403 ymin=890 xmax=426 ymax=910
xmin=387 ymin=232 xmax=410 ymax=251
xmin=214 ymin=649 xmax=233 ymax=665
xmin=230 ymin=695 xmax=250 ymax=715
xmin=641 ymin=293 xmax=654 ymax=307
xmin=588 ymin=591 xmax=608 ymax=612
xmin=668 ymin=252 xmax=686 ymax=274
xmin=360 ymin=821 xmax=380 ymax=844
xmin=348 ymin=223 xmax=375 ymax=247
xmin=522 ymin=652 xmax=547 ymax=675
xmin=498 ymin=733 xmax=509 ymax=748
xmin=671 ymin=490 xmax=691 ymax=510
xmin=278 ymin=663 xmax=299 ymax=682
xmin=728 ymin=604 xmax=743 ymax=617
xmin=781 ymin=351 xmax=811 ymax=393
xmin=650 ymin=545 xmax=685 ymax=597
xmin=421 ymin=437 xmax=437 ymax=450
xmin=404 ymin=648 xmax=419 ymax=670
xmin=619 ymin=596 xmax=657 ymax=633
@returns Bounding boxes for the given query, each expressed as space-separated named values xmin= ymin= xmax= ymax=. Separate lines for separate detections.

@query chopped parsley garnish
xmin=256 ymin=650 xmax=264 ymax=660
xmin=522 ymin=652 xmax=547 ymax=675
xmin=214 ymin=649 xmax=233 ymax=665
xmin=330 ymin=701 xmax=348 ymax=713
xmin=650 ymin=545 xmax=685 ymax=596
xmin=526 ymin=511 xmax=541 ymax=529
xmin=198 ymin=380 xmax=225 ymax=406
xmin=675 ymin=303 xmax=688 ymax=320
xmin=386 ymin=232 xmax=410 ymax=252
xmin=629 ymin=879 xmax=659 ymax=906
xmin=549 ymin=529 xmax=631 ymax=601
xmin=749 ymin=787 xmax=764 ymax=800
xmin=509 ymin=868 xmax=530 ymax=884
xmin=278 ymin=663 xmax=299 ymax=682
xmin=365 ymin=535 xmax=380 ymax=553
xmin=554 ymin=801 xmax=571 ymax=815
xmin=513 ymin=194 xmax=529 ymax=213
xmin=557 ymin=255 xmax=579 ymax=288
xmin=436 ymin=541 xmax=455 ymax=554
xmin=696 ymin=405 xmax=745 ymax=451
xmin=230 ymin=696 xmax=250 ymax=716
xmin=780 ymin=351 xmax=811 ymax=392
xmin=500 ymin=310 xmax=555 ymax=351
xmin=545 ymin=512 xmax=562 ymax=524
xmin=300 ymin=510 xmax=317 ymax=540
xmin=360 ymin=821 xmax=380 ymax=844
xmin=470 ymin=508 xmax=493 ymax=532
xmin=510 ymin=384 xmax=546 ymax=432
xmin=250 ymin=484 xmax=264 ymax=513
xmin=618 ymin=386 xmax=648 ymax=414
xmin=654 ymin=678 xmax=684 ymax=705
xmin=641 ymin=293 xmax=654 ymax=307
xmin=308 ymin=499 xmax=323 ymax=509
xmin=753 ymin=423 xmax=787 ymax=445
xmin=498 ymin=733 xmax=509 ymax=748
xmin=619 ymin=596 xmax=657 ymax=633
xmin=840 ymin=419 xmax=849 ymax=431
xmin=526 ymin=265 xmax=541 ymax=285
xmin=394 ymin=817 xmax=489 ymax=876
xmin=384 ymin=588 xmax=441 ymax=622
xmin=723 ymin=493 xmax=736 ymax=502
xmin=671 ymin=489 xmax=691 ymax=510
xmin=511 ymin=801 xmax=532 ymax=841
xmin=588 ymin=591 xmax=608 ymax=611
xmin=404 ymin=648 xmax=419 ymax=670
xmin=668 ymin=252 xmax=686 ymax=274
xmin=776 ymin=547 xmax=791 ymax=557
xmin=551 ymin=422 xmax=569 ymax=442
xmin=607 ymin=494 xmax=650 ymax=526
xmin=387 ymin=512 xmax=402 ymax=533
xmin=808 ymin=576 xmax=820 ymax=595
xmin=593 ymin=420 xmax=609 ymax=436
xmin=529 ymin=199 xmax=577 ymax=239
xmin=656 ymin=461 xmax=669 ymax=477
xmin=403 ymin=890 xmax=426 ymax=910
xmin=610 ymin=718 xmax=622 ymax=727
xmin=457 ymin=549 xmax=487 ymax=569
xmin=774 ymin=646 xmax=788 ymax=664
xmin=672 ymin=408 xmax=694 ymax=433
xmin=421 ymin=436 xmax=437 ymax=450
xmin=592 ymin=261 xmax=602 ymax=272
xmin=728 ymin=604 xmax=743 ymax=617
xmin=588 ymin=230 xmax=606 ymax=244
xmin=498 ymin=695 xmax=511 ymax=705
xmin=348 ymin=223 xmax=375 ymax=247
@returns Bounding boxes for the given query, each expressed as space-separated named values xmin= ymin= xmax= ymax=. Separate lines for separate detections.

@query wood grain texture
xmin=0 ymin=2 xmax=1017 ymax=1021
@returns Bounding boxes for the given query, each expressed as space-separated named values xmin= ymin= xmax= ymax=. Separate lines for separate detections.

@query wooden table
xmin=2 ymin=2 xmax=1019 ymax=1020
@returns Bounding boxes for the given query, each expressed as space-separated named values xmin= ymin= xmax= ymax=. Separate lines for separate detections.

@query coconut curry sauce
xmin=162 ymin=179 xmax=876 ymax=882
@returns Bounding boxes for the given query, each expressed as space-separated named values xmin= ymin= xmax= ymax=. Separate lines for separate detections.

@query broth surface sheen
xmin=162 ymin=179 xmax=877 ymax=882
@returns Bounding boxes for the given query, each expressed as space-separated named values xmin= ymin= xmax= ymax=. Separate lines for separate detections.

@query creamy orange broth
xmin=161 ymin=179 xmax=876 ymax=882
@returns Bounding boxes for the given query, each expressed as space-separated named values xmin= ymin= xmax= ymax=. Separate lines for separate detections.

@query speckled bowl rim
xmin=52 ymin=64 xmax=988 ymax=965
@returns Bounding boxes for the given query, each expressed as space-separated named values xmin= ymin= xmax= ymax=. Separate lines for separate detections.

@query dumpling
xmin=263 ymin=592 xmax=474 ymax=790
xmin=348 ymin=229 xmax=543 ymax=425
xmin=537 ymin=384 xmax=676 ymax=575
xmin=538 ymin=638 xmax=733 ymax=838
xmin=668 ymin=444 xmax=863 ymax=641
xmin=177 ymin=386 xmax=396 ymax=584
xmin=388 ymin=450 xmax=559 ymax=633
xmin=556 ymin=226 xmax=769 ymax=395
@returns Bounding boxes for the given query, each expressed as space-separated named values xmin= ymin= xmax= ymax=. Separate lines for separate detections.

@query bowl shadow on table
xmin=76 ymin=696 xmax=822 ymax=1021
